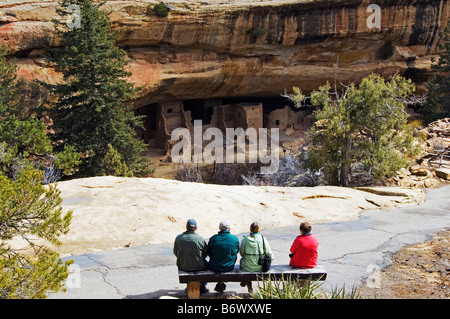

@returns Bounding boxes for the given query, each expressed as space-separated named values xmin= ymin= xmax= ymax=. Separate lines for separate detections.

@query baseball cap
xmin=219 ymin=220 xmax=230 ymax=230
xmin=186 ymin=219 xmax=197 ymax=228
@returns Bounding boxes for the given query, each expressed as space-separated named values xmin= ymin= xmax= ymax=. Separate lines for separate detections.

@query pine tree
xmin=100 ymin=144 xmax=133 ymax=177
xmin=46 ymin=0 xmax=151 ymax=177
xmin=289 ymin=73 xmax=422 ymax=187
xmin=418 ymin=21 xmax=450 ymax=123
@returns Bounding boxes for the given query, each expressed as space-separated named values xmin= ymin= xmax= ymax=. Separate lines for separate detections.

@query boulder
xmin=435 ymin=168 xmax=450 ymax=180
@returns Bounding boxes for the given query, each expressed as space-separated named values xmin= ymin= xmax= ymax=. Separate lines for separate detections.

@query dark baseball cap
xmin=186 ymin=219 xmax=197 ymax=228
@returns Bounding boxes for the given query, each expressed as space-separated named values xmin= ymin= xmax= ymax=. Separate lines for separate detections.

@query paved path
xmin=48 ymin=185 xmax=450 ymax=299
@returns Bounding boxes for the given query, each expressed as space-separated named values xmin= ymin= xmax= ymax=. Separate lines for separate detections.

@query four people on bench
xmin=173 ymin=219 xmax=318 ymax=295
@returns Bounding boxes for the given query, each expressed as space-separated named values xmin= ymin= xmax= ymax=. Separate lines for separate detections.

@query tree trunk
xmin=340 ymin=137 xmax=352 ymax=187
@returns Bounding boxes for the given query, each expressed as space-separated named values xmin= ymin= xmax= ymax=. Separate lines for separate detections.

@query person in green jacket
xmin=173 ymin=219 xmax=209 ymax=294
xmin=239 ymin=221 xmax=273 ymax=292
xmin=208 ymin=220 xmax=240 ymax=292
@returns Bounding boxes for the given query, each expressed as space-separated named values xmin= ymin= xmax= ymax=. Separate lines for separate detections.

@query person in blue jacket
xmin=208 ymin=220 xmax=240 ymax=292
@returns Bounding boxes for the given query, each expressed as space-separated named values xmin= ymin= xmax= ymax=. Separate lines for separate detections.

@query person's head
xmin=219 ymin=220 xmax=230 ymax=232
xmin=250 ymin=221 xmax=260 ymax=234
xmin=186 ymin=219 xmax=198 ymax=231
xmin=299 ymin=221 xmax=312 ymax=235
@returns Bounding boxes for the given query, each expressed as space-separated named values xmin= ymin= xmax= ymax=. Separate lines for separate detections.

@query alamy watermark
xmin=367 ymin=4 xmax=382 ymax=29
xmin=65 ymin=263 xmax=81 ymax=289
xmin=66 ymin=4 xmax=81 ymax=29
xmin=171 ymin=120 xmax=280 ymax=174
xmin=366 ymin=264 xmax=382 ymax=289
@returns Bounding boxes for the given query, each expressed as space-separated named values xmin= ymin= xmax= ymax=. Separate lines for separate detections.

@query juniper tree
xmin=46 ymin=0 xmax=150 ymax=177
xmin=287 ymin=73 xmax=422 ymax=187
xmin=418 ymin=21 xmax=450 ymax=123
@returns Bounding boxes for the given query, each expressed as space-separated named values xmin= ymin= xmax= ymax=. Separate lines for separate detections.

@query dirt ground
xmin=359 ymin=229 xmax=450 ymax=299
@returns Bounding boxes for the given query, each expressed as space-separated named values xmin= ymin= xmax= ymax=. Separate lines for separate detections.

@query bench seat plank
xmin=179 ymin=265 xmax=327 ymax=283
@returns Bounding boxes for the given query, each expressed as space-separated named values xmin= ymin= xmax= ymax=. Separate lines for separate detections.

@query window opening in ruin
xmin=183 ymin=99 xmax=216 ymax=125
xmin=221 ymin=96 xmax=297 ymax=114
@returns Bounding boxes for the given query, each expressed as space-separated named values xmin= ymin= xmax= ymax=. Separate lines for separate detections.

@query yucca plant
xmin=250 ymin=274 xmax=324 ymax=299
xmin=250 ymin=273 xmax=366 ymax=299
xmin=323 ymin=285 xmax=366 ymax=299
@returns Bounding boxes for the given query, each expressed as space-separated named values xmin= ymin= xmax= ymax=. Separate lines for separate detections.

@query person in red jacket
xmin=289 ymin=222 xmax=318 ymax=268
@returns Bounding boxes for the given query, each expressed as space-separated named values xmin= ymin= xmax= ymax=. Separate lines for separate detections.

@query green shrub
xmin=246 ymin=27 xmax=267 ymax=39
xmin=154 ymin=2 xmax=169 ymax=18
xmin=380 ymin=40 xmax=395 ymax=59
xmin=0 ymin=168 xmax=73 ymax=298
xmin=250 ymin=274 xmax=366 ymax=299
xmin=251 ymin=275 xmax=324 ymax=299
xmin=100 ymin=144 xmax=133 ymax=177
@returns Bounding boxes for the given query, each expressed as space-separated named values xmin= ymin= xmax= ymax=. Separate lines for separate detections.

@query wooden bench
xmin=178 ymin=265 xmax=327 ymax=299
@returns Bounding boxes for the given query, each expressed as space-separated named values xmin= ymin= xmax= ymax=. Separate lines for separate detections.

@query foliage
xmin=379 ymin=40 xmax=395 ymax=60
xmin=174 ymin=163 xmax=204 ymax=183
xmin=241 ymin=153 xmax=320 ymax=187
xmin=250 ymin=275 xmax=365 ymax=299
xmin=417 ymin=21 xmax=450 ymax=124
xmin=289 ymin=73 xmax=422 ymax=187
xmin=100 ymin=144 xmax=133 ymax=177
xmin=246 ymin=27 xmax=268 ymax=39
xmin=251 ymin=275 xmax=324 ymax=299
xmin=0 ymin=169 xmax=73 ymax=298
xmin=0 ymin=46 xmax=80 ymax=181
xmin=154 ymin=2 xmax=169 ymax=18
xmin=46 ymin=0 xmax=151 ymax=178
xmin=0 ymin=40 xmax=76 ymax=300
xmin=0 ymin=46 xmax=19 ymax=117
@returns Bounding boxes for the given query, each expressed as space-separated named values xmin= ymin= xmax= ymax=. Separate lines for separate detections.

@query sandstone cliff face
xmin=0 ymin=0 xmax=449 ymax=107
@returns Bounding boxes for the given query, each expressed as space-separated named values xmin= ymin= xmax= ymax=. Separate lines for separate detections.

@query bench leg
xmin=187 ymin=281 xmax=200 ymax=299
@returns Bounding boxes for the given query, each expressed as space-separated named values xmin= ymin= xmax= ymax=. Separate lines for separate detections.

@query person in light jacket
xmin=239 ymin=221 xmax=273 ymax=291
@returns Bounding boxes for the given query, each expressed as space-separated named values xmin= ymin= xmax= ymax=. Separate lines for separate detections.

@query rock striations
xmin=0 ymin=0 xmax=449 ymax=107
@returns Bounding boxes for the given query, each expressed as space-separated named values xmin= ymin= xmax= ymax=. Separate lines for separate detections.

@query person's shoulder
xmin=191 ymin=232 xmax=206 ymax=239
xmin=175 ymin=232 xmax=185 ymax=240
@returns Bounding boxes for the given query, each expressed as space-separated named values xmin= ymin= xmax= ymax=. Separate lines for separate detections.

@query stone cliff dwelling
xmin=134 ymin=98 xmax=314 ymax=162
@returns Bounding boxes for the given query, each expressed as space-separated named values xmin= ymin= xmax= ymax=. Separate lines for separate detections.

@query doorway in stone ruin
xmin=135 ymin=104 xmax=156 ymax=145
xmin=183 ymin=99 xmax=218 ymax=125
